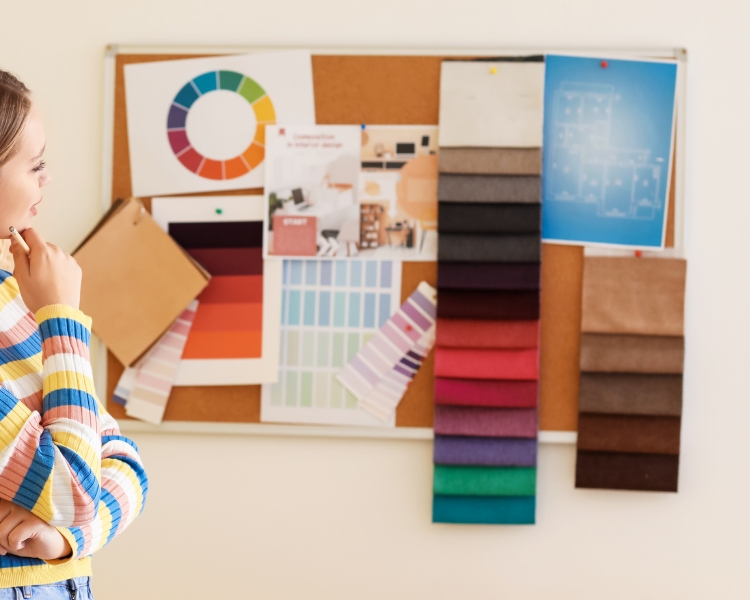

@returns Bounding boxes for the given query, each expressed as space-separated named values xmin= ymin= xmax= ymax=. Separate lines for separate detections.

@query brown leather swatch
xmin=575 ymin=451 xmax=679 ymax=492
xmin=438 ymin=147 xmax=542 ymax=175
xmin=577 ymin=414 xmax=681 ymax=455
xmin=579 ymin=333 xmax=684 ymax=374
xmin=581 ymin=257 xmax=687 ymax=336
xmin=579 ymin=373 xmax=682 ymax=416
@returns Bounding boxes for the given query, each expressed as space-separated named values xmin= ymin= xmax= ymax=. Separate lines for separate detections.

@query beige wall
xmin=1 ymin=0 xmax=748 ymax=597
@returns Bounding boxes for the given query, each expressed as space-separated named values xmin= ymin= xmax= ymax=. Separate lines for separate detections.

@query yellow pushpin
xmin=490 ymin=66 xmax=497 ymax=75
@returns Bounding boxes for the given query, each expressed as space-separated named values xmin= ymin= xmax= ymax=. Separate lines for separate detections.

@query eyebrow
xmin=30 ymin=144 xmax=46 ymax=161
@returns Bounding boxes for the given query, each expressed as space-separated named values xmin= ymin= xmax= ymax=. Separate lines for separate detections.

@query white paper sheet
xmin=125 ymin=51 xmax=315 ymax=196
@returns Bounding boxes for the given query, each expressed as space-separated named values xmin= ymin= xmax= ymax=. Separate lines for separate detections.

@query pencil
xmin=9 ymin=227 xmax=30 ymax=255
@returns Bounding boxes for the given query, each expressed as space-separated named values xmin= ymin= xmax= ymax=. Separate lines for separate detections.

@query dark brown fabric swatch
xmin=438 ymin=147 xmax=542 ymax=175
xmin=438 ymin=174 xmax=541 ymax=204
xmin=437 ymin=289 xmax=539 ymax=320
xmin=579 ymin=333 xmax=684 ymax=374
xmin=582 ymin=257 xmax=687 ymax=337
xmin=437 ymin=203 xmax=541 ymax=234
xmin=578 ymin=373 xmax=682 ymax=416
xmin=575 ymin=451 xmax=679 ymax=492
xmin=577 ymin=413 xmax=681 ymax=455
xmin=438 ymin=233 xmax=540 ymax=263
xmin=437 ymin=262 xmax=540 ymax=291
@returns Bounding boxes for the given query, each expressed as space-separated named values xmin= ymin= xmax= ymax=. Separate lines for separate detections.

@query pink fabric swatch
xmin=434 ymin=378 xmax=538 ymax=408
xmin=434 ymin=405 xmax=538 ymax=438
xmin=434 ymin=347 xmax=539 ymax=380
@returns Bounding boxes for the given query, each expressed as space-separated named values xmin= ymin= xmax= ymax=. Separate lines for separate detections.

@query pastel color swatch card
xmin=261 ymin=259 xmax=402 ymax=427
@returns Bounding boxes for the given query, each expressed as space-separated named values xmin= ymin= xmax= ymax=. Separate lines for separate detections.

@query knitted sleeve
xmin=0 ymin=305 xmax=147 ymax=530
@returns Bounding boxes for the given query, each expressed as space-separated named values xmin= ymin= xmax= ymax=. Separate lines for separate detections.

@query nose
xmin=40 ymin=170 xmax=52 ymax=187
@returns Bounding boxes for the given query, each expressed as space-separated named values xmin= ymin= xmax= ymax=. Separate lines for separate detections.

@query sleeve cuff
xmin=35 ymin=305 xmax=92 ymax=330
xmin=44 ymin=528 xmax=81 ymax=565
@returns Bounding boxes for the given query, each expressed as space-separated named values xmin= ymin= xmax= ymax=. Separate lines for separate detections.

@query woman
xmin=0 ymin=70 xmax=148 ymax=598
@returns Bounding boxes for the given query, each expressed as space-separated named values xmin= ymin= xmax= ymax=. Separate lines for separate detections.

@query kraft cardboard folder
xmin=74 ymin=197 xmax=210 ymax=366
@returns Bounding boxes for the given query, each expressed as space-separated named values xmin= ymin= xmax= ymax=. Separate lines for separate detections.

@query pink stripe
xmin=359 ymin=344 xmax=391 ymax=374
xmin=135 ymin=372 xmax=172 ymax=394
xmin=158 ymin=334 xmax=184 ymax=350
xmin=148 ymin=345 xmax=181 ymax=361
xmin=381 ymin=322 xmax=412 ymax=352
xmin=391 ymin=312 xmax=421 ymax=343
xmin=170 ymin=321 xmax=191 ymax=336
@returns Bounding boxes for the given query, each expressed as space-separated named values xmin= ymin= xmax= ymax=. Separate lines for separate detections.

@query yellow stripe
xmin=1 ymin=355 xmax=44 ymax=380
xmin=51 ymin=432 xmax=101 ymax=477
xmin=35 ymin=304 xmax=92 ymax=329
xmin=0 ymin=403 xmax=33 ymax=447
xmin=32 ymin=476 xmax=55 ymax=522
xmin=43 ymin=371 xmax=96 ymax=396
xmin=0 ymin=278 xmax=21 ymax=311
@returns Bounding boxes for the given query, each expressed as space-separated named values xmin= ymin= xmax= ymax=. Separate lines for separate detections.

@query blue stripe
xmin=110 ymin=455 xmax=149 ymax=503
xmin=101 ymin=489 xmax=122 ymax=545
xmin=0 ymin=335 xmax=42 ymax=365
xmin=0 ymin=269 xmax=13 ymax=283
xmin=38 ymin=317 xmax=90 ymax=344
xmin=102 ymin=435 xmax=140 ymax=453
xmin=0 ymin=554 xmax=45 ymax=568
xmin=13 ymin=430 xmax=55 ymax=511
xmin=0 ymin=385 xmax=20 ymax=420
xmin=67 ymin=526 xmax=86 ymax=555
xmin=58 ymin=446 xmax=101 ymax=506
xmin=43 ymin=389 xmax=99 ymax=416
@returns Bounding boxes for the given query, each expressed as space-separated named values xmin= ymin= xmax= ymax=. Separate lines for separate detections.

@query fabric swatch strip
xmin=575 ymin=256 xmax=686 ymax=492
xmin=338 ymin=281 xmax=437 ymax=421
xmin=114 ymin=300 xmax=199 ymax=424
xmin=433 ymin=56 xmax=544 ymax=525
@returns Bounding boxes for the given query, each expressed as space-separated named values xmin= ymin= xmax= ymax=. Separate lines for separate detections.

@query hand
xmin=10 ymin=227 xmax=82 ymax=314
xmin=0 ymin=499 xmax=72 ymax=560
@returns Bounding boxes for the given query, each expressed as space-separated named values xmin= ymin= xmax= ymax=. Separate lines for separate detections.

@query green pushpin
xmin=215 ymin=208 xmax=223 ymax=215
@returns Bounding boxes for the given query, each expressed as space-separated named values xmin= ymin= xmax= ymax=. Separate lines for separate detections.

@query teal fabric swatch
xmin=432 ymin=495 xmax=536 ymax=525
xmin=433 ymin=466 xmax=537 ymax=496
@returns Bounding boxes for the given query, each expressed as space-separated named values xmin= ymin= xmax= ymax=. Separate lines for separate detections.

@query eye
xmin=32 ymin=161 xmax=46 ymax=173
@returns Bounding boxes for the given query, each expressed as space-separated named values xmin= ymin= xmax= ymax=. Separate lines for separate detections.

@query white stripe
xmin=44 ymin=353 xmax=94 ymax=380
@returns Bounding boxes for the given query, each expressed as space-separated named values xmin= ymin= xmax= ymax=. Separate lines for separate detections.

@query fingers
xmin=0 ymin=511 xmax=24 ymax=552
xmin=19 ymin=227 xmax=46 ymax=253
xmin=6 ymin=520 xmax=37 ymax=552
xmin=9 ymin=237 xmax=30 ymax=280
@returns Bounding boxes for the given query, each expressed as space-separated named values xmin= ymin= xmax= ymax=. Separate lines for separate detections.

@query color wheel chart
xmin=167 ymin=70 xmax=276 ymax=180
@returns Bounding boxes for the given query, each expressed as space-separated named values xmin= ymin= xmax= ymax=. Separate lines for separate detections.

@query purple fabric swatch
xmin=434 ymin=435 xmax=537 ymax=466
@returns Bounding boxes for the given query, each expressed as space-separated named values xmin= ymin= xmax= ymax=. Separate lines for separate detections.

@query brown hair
xmin=0 ymin=70 xmax=31 ymax=168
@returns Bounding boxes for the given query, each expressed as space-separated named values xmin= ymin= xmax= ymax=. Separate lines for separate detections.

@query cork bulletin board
xmin=103 ymin=47 xmax=686 ymax=438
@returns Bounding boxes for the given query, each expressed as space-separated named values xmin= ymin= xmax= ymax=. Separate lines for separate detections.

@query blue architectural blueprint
xmin=541 ymin=55 xmax=678 ymax=248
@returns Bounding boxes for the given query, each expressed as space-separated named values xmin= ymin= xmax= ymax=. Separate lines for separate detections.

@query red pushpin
xmin=600 ymin=60 xmax=608 ymax=69
xmin=406 ymin=324 xmax=413 ymax=332
xmin=635 ymin=250 xmax=643 ymax=258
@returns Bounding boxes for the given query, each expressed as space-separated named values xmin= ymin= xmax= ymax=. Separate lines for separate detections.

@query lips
xmin=30 ymin=198 xmax=42 ymax=216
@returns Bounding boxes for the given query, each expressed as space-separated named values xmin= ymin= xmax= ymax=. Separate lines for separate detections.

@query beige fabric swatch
xmin=438 ymin=148 xmax=541 ymax=175
xmin=578 ymin=373 xmax=682 ymax=416
xmin=581 ymin=257 xmax=686 ymax=336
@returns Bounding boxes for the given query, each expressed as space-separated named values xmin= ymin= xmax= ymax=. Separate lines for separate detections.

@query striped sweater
xmin=0 ymin=271 xmax=148 ymax=587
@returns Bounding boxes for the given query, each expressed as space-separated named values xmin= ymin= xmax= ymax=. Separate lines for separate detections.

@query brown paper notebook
xmin=74 ymin=197 xmax=210 ymax=366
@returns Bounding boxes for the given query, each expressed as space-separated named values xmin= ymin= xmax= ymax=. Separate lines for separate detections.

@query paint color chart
xmin=575 ymin=256 xmax=686 ymax=492
xmin=152 ymin=196 xmax=282 ymax=385
xmin=433 ymin=57 xmax=544 ymax=525
xmin=261 ymin=259 xmax=402 ymax=427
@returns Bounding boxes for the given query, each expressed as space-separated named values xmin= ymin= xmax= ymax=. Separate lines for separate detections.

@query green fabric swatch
xmin=433 ymin=465 xmax=537 ymax=496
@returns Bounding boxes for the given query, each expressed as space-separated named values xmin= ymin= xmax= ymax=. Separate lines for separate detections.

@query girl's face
xmin=0 ymin=104 xmax=51 ymax=236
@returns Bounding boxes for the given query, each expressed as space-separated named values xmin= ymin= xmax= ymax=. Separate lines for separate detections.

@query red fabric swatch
xmin=434 ymin=405 xmax=537 ymax=438
xmin=434 ymin=347 xmax=539 ymax=380
xmin=436 ymin=318 xmax=539 ymax=349
xmin=434 ymin=378 xmax=538 ymax=407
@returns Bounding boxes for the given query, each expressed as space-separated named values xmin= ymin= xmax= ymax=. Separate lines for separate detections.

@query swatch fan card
xmin=125 ymin=51 xmax=315 ymax=197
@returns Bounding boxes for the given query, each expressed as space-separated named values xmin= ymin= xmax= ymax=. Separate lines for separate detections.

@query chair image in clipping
xmin=395 ymin=154 xmax=439 ymax=252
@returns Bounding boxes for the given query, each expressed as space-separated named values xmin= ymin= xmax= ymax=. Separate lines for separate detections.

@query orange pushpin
xmin=635 ymin=250 xmax=643 ymax=258
xmin=600 ymin=60 xmax=608 ymax=69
